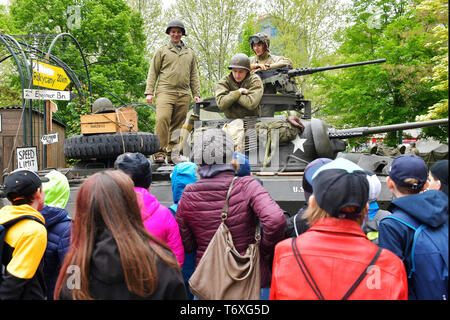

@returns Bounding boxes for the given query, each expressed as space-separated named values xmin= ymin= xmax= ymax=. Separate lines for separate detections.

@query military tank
xmin=147 ymin=59 xmax=448 ymax=213
xmin=2 ymin=60 xmax=447 ymax=216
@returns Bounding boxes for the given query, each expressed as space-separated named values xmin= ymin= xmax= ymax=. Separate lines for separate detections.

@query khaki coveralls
xmin=145 ymin=41 xmax=200 ymax=160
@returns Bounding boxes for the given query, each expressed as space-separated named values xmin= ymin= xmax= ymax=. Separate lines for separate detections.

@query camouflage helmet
xmin=92 ymin=97 xmax=115 ymax=114
xmin=248 ymin=32 xmax=270 ymax=52
xmin=228 ymin=53 xmax=250 ymax=71
xmin=165 ymin=19 xmax=186 ymax=36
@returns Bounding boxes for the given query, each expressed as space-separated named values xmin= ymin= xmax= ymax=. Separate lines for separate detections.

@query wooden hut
xmin=0 ymin=105 xmax=66 ymax=175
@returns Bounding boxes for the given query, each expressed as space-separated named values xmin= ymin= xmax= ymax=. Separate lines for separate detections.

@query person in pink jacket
xmin=115 ymin=152 xmax=184 ymax=266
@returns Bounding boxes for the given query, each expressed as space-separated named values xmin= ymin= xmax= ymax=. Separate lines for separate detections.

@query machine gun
xmin=256 ymin=59 xmax=386 ymax=94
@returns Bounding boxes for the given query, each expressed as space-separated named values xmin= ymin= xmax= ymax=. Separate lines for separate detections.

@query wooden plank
xmin=255 ymin=172 xmax=276 ymax=176
xmin=277 ymin=172 xmax=304 ymax=176
xmin=0 ymin=136 xmax=4 ymax=175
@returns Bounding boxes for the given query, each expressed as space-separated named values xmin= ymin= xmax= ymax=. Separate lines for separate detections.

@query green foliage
xmin=4 ymin=0 xmax=151 ymax=137
xmin=315 ymin=0 xmax=448 ymax=143
xmin=237 ymin=15 xmax=256 ymax=57
xmin=415 ymin=0 xmax=448 ymax=126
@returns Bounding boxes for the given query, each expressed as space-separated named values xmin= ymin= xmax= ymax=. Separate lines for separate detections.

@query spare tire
xmin=64 ymin=132 xmax=159 ymax=159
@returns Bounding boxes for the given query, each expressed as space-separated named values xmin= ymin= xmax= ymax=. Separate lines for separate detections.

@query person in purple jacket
xmin=115 ymin=152 xmax=184 ymax=267
xmin=177 ymin=128 xmax=286 ymax=299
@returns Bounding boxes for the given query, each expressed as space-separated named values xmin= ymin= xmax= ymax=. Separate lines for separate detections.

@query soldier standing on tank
xmin=215 ymin=53 xmax=264 ymax=119
xmin=145 ymin=19 xmax=201 ymax=163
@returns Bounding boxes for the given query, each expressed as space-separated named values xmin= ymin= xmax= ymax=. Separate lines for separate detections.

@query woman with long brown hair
xmin=54 ymin=170 xmax=186 ymax=300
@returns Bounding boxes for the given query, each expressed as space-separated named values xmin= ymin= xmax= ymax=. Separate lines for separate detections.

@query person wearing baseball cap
xmin=285 ymin=158 xmax=332 ymax=238
xmin=270 ymin=158 xmax=408 ymax=300
xmin=0 ymin=169 xmax=48 ymax=299
xmin=379 ymin=154 xmax=448 ymax=299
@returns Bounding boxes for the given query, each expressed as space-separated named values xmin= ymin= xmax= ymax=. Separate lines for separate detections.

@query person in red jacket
xmin=270 ymin=158 xmax=408 ymax=300
xmin=177 ymin=128 xmax=286 ymax=299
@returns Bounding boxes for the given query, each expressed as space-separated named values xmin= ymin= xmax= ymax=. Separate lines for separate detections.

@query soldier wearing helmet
xmin=145 ymin=19 xmax=201 ymax=163
xmin=248 ymin=32 xmax=294 ymax=117
xmin=248 ymin=32 xmax=293 ymax=82
xmin=215 ymin=53 xmax=264 ymax=119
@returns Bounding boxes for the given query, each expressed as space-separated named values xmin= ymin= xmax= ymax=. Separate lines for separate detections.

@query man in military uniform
xmin=215 ymin=53 xmax=264 ymax=119
xmin=145 ymin=19 xmax=201 ymax=163
xmin=248 ymin=32 xmax=293 ymax=93
xmin=248 ymin=32 xmax=293 ymax=117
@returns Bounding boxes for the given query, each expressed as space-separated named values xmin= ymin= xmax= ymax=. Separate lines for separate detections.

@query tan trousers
xmin=154 ymin=92 xmax=191 ymax=158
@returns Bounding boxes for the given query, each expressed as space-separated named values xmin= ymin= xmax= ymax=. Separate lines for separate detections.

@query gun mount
xmin=256 ymin=59 xmax=386 ymax=95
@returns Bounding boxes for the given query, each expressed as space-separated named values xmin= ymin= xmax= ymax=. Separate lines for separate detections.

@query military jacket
xmin=250 ymin=52 xmax=293 ymax=94
xmin=145 ymin=41 xmax=200 ymax=97
xmin=215 ymin=73 xmax=263 ymax=119
xmin=250 ymin=51 xmax=293 ymax=70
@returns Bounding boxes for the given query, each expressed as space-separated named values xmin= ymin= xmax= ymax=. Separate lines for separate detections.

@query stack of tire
xmin=63 ymin=98 xmax=159 ymax=160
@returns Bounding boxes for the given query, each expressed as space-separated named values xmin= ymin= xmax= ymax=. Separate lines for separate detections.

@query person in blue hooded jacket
xmin=379 ymin=154 xmax=448 ymax=300
xmin=39 ymin=170 xmax=72 ymax=299
xmin=169 ymin=161 xmax=198 ymax=300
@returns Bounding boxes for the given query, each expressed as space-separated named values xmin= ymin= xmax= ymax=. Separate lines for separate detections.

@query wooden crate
xmin=80 ymin=107 xmax=138 ymax=135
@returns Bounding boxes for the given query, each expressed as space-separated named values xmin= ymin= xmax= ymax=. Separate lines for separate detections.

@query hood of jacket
xmin=197 ymin=164 xmax=235 ymax=179
xmin=171 ymin=162 xmax=198 ymax=203
xmin=391 ymin=190 xmax=448 ymax=227
xmin=134 ymin=187 xmax=161 ymax=221
xmin=39 ymin=205 xmax=70 ymax=229
xmin=90 ymin=228 xmax=124 ymax=284
xmin=0 ymin=204 xmax=45 ymax=225
xmin=42 ymin=170 xmax=70 ymax=209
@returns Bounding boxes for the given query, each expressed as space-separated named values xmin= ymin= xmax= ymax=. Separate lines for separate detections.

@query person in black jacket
xmin=54 ymin=170 xmax=186 ymax=300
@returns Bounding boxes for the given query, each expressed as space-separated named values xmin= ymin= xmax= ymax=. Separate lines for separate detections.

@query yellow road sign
xmin=32 ymin=60 xmax=71 ymax=90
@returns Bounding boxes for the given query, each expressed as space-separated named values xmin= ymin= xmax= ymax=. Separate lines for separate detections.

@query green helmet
xmin=228 ymin=53 xmax=250 ymax=71
xmin=248 ymin=32 xmax=270 ymax=52
xmin=166 ymin=19 xmax=186 ymax=36
xmin=92 ymin=97 xmax=115 ymax=114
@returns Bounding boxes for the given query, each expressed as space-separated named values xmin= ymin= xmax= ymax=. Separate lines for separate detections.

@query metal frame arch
xmin=0 ymin=33 xmax=33 ymax=144
xmin=47 ymin=32 xmax=92 ymax=105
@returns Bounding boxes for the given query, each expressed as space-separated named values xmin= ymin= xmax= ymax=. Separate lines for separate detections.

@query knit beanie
xmin=191 ymin=128 xmax=235 ymax=165
xmin=115 ymin=152 xmax=152 ymax=189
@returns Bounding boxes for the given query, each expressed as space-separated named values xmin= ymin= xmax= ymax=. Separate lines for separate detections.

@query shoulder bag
xmin=189 ymin=176 xmax=261 ymax=300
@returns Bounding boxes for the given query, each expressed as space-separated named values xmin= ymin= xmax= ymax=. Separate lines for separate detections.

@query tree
xmin=6 ymin=0 xmax=150 ymax=135
xmin=126 ymin=0 xmax=166 ymax=58
xmin=262 ymin=0 xmax=350 ymax=106
xmin=314 ymin=0 xmax=448 ymax=144
xmin=8 ymin=0 xmax=148 ymax=101
xmin=415 ymin=0 xmax=448 ymax=124
xmin=237 ymin=14 xmax=257 ymax=58
xmin=169 ymin=0 xmax=257 ymax=96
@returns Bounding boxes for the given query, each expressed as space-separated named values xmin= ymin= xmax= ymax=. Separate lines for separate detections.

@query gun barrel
xmin=329 ymin=118 xmax=449 ymax=139
xmin=288 ymin=59 xmax=386 ymax=77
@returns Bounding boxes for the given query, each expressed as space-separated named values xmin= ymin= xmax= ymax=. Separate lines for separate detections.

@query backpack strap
xmin=382 ymin=212 xmax=424 ymax=278
xmin=1 ymin=215 xmax=45 ymax=266
xmin=1 ymin=215 xmax=44 ymax=229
